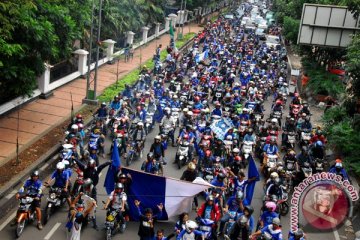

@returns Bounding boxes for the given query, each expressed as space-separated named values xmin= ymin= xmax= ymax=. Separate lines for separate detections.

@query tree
xmin=282 ymin=16 xmax=300 ymax=44
xmin=0 ymin=0 xmax=91 ymax=103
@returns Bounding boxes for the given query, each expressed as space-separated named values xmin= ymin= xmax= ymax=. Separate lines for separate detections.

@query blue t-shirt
xmin=226 ymin=196 xmax=241 ymax=212
xmin=260 ymin=211 xmax=279 ymax=227
xmin=210 ymin=179 xmax=225 ymax=188
xmin=204 ymin=205 xmax=212 ymax=219
xmin=263 ymin=144 xmax=278 ymax=155
xmin=261 ymin=225 xmax=283 ymax=240
xmin=51 ymin=170 xmax=70 ymax=188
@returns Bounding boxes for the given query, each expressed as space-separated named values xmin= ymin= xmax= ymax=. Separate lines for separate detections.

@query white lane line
xmin=333 ymin=229 xmax=341 ymax=240
xmin=0 ymin=211 xmax=16 ymax=231
xmin=40 ymin=163 xmax=49 ymax=171
xmin=44 ymin=222 xmax=61 ymax=240
xmin=5 ymin=189 xmax=18 ymax=199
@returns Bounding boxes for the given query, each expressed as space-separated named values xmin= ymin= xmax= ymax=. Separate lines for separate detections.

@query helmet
xmin=205 ymin=150 xmax=211 ymax=157
xmin=183 ymin=134 xmax=189 ymax=140
xmin=147 ymin=152 xmax=154 ymax=160
xmin=71 ymin=124 xmax=79 ymax=131
xmin=194 ymin=96 xmax=200 ymax=102
xmin=247 ymin=128 xmax=253 ymax=134
xmin=242 ymin=108 xmax=248 ymax=112
xmin=294 ymin=229 xmax=304 ymax=238
xmin=31 ymin=170 xmax=39 ymax=178
xmin=101 ymin=102 xmax=106 ymax=107
xmin=137 ymin=122 xmax=144 ymax=127
xmin=226 ymin=135 xmax=233 ymax=140
xmin=271 ymin=118 xmax=278 ymax=124
xmin=83 ymin=178 xmax=93 ymax=187
xmin=270 ymin=172 xmax=279 ymax=179
xmin=235 ymin=191 xmax=244 ymax=200
xmin=274 ymin=177 xmax=281 ymax=186
xmin=232 ymin=148 xmax=240 ymax=153
xmin=185 ymin=220 xmax=198 ymax=232
xmin=155 ymin=135 xmax=161 ymax=141
xmin=206 ymin=195 xmax=214 ymax=201
xmin=244 ymin=205 xmax=254 ymax=215
xmin=272 ymin=217 xmax=281 ymax=225
xmin=115 ymin=183 xmax=124 ymax=190
xmin=89 ymin=158 xmax=96 ymax=167
xmin=217 ymin=173 xmax=226 ymax=181
xmin=289 ymin=150 xmax=296 ymax=156
xmin=265 ymin=201 xmax=277 ymax=212
xmin=187 ymin=111 xmax=193 ymax=116
xmin=78 ymin=123 xmax=84 ymax=129
xmin=56 ymin=162 xmax=65 ymax=170
xmin=276 ymin=100 xmax=282 ymax=105
xmin=183 ymin=108 xmax=189 ymax=113
xmin=238 ymin=215 xmax=248 ymax=225
xmin=234 ymin=156 xmax=241 ymax=162
xmin=188 ymin=162 xmax=196 ymax=170
xmin=315 ymin=140 xmax=323 ymax=147
xmin=76 ymin=114 xmax=83 ymax=120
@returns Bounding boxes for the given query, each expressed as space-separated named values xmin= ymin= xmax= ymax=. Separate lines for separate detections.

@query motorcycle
xmin=44 ymin=186 xmax=67 ymax=225
xmin=71 ymin=168 xmax=84 ymax=197
xmin=15 ymin=194 xmax=36 ymax=238
xmin=104 ymin=208 xmax=126 ymax=240
xmin=224 ymin=211 xmax=239 ymax=239
xmin=242 ymin=141 xmax=254 ymax=162
xmin=313 ymin=158 xmax=325 ymax=173
xmin=264 ymin=154 xmax=278 ymax=178
xmin=170 ymin=107 xmax=180 ymax=126
xmin=145 ymin=113 xmax=154 ymax=135
xmin=299 ymin=129 xmax=312 ymax=147
xmin=282 ymin=131 xmax=296 ymax=151
xmin=301 ymin=161 xmax=313 ymax=178
xmin=175 ymin=140 xmax=190 ymax=169
xmin=277 ymin=189 xmax=289 ymax=216
xmin=126 ymin=141 xmax=141 ymax=166
xmin=197 ymin=218 xmax=215 ymax=239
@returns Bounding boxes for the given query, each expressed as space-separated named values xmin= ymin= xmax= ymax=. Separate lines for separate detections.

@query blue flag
xmin=210 ymin=118 xmax=234 ymax=141
xmin=121 ymin=168 xmax=210 ymax=221
xmin=104 ymin=139 xmax=121 ymax=195
xmin=245 ymin=155 xmax=260 ymax=205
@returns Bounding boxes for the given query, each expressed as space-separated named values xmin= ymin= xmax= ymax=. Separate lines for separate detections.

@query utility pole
xmin=93 ymin=0 xmax=103 ymax=100
xmin=84 ymin=1 xmax=95 ymax=101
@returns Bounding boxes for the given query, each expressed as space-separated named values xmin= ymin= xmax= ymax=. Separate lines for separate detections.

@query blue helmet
xmin=315 ymin=140 xmax=323 ymax=147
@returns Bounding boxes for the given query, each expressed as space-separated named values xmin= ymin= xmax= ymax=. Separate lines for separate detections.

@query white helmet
xmin=187 ymin=111 xmax=193 ymax=116
xmin=271 ymin=118 xmax=278 ymax=124
xmin=183 ymin=108 xmax=189 ymax=113
xmin=226 ymin=135 xmax=233 ymax=140
xmin=56 ymin=162 xmax=65 ymax=170
xmin=270 ymin=172 xmax=279 ymax=179
xmin=71 ymin=124 xmax=78 ymax=130
xmin=137 ymin=122 xmax=144 ymax=127
xmin=155 ymin=135 xmax=161 ymax=140
xmin=233 ymin=148 xmax=240 ymax=153
xmin=185 ymin=220 xmax=198 ymax=232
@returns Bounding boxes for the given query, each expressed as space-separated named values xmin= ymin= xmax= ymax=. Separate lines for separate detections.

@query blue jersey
xmin=20 ymin=179 xmax=42 ymax=197
xmin=51 ymin=170 xmax=70 ymax=188
xmin=260 ymin=211 xmax=279 ymax=227
xmin=263 ymin=144 xmax=278 ymax=155
xmin=261 ymin=225 xmax=283 ymax=240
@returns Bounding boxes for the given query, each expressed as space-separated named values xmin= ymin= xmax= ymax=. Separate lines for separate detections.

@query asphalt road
xmin=0 ymin=91 xmax=347 ymax=240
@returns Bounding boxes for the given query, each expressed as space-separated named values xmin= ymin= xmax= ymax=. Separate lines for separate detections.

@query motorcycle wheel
xmin=176 ymin=155 xmax=181 ymax=170
xmin=43 ymin=205 xmax=51 ymax=225
xmin=280 ymin=202 xmax=289 ymax=216
xmin=126 ymin=154 xmax=133 ymax=167
xmin=15 ymin=219 xmax=25 ymax=238
xmin=106 ymin=228 xmax=112 ymax=240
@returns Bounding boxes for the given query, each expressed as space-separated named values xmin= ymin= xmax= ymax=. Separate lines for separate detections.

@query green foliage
xmin=322 ymin=106 xmax=360 ymax=173
xmin=0 ymin=0 xmax=89 ymax=103
xmin=282 ymin=16 xmax=300 ymax=44
xmin=302 ymin=58 xmax=345 ymax=97
xmin=346 ymin=33 xmax=360 ymax=98
xmin=98 ymin=33 xmax=196 ymax=102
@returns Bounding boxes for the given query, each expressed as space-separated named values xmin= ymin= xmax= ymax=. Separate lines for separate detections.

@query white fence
xmin=0 ymin=0 xmax=230 ymax=116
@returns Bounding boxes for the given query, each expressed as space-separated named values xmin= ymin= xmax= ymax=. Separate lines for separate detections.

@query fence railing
xmin=0 ymin=0 xmax=230 ymax=116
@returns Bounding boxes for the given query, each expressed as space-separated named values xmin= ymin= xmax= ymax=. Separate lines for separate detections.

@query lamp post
xmin=93 ymin=0 xmax=103 ymax=100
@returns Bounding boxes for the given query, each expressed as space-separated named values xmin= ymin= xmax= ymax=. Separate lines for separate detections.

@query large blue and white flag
xmin=210 ymin=117 xmax=234 ymax=141
xmin=104 ymin=139 xmax=121 ymax=195
xmin=122 ymin=168 xmax=210 ymax=220
xmin=245 ymin=155 xmax=260 ymax=205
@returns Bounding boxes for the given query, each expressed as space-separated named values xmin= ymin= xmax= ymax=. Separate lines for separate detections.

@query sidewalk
xmin=0 ymin=23 xmax=202 ymax=165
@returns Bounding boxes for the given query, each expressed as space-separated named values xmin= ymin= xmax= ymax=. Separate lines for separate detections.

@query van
xmin=265 ymin=35 xmax=280 ymax=48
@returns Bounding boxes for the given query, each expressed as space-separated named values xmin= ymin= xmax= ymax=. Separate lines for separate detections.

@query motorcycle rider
xmin=103 ymin=183 xmax=128 ymax=231
xmin=262 ymin=138 xmax=279 ymax=170
xmin=251 ymin=217 xmax=283 ymax=240
xmin=94 ymin=102 xmax=108 ymax=120
xmin=218 ymin=190 xmax=246 ymax=236
xmin=265 ymin=177 xmax=284 ymax=201
xmin=309 ymin=140 xmax=325 ymax=160
xmin=299 ymin=101 xmax=311 ymax=116
xmin=150 ymin=135 xmax=167 ymax=164
xmin=196 ymin=195 xmax=221 ymax=239
xmin=160 ymin=111 xmax=176 ymax=147
xmin=13 ymin=171 xmax=43 ymax=230
xmin=282 ymin=117 xmax=297 ymax=147
xmin=229 ymin=215 xmax=251 ymax=240
xmin=259 ymin=201 xmax=279 ymax=229
xmin=288 ymin=228 xmax=306 ymax=240
xmin=74 ymin=158 xmax=110 ymax=201
xmin=176 ymin=220 xmax=204 ymax=240
xmin=141 ymin=152 xmax=158 ymax=174
xmin=45 ymin=162 xmax=71 ymax=208
xmin=211 ymin=102 xmax=222 ymax=116
xmin=132 ymin=122 xmax=146 ymax=156
xmin=329 ymin=159 xmax=349 ymax=181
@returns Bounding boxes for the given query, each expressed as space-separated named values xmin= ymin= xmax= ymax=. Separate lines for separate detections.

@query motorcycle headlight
xmin=106 ymin=215 xmax=115 ymax=222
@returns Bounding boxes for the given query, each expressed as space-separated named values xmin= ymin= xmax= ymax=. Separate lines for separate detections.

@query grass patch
xmin=98 ymin=32 xmax=196 ymax=102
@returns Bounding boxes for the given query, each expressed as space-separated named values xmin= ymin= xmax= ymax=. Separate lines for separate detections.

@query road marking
xmin=333 ymin=229 xmax=341 ymax=240
xmin=5 ymin=189 xmax=18 ymax=199
xmin=44 ymin=222 xmax=61 ymax=240
xmin=99 ymin=172 xmax=102 ymax=177
xmin=40 ymin=163 xmax=49 ymax=171
xmin=0 ymin=211 xmax=16 ymax=231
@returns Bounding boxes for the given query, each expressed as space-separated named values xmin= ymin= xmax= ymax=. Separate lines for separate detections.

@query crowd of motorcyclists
xmin=10 ymin=1 xmax=353 ymax=240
